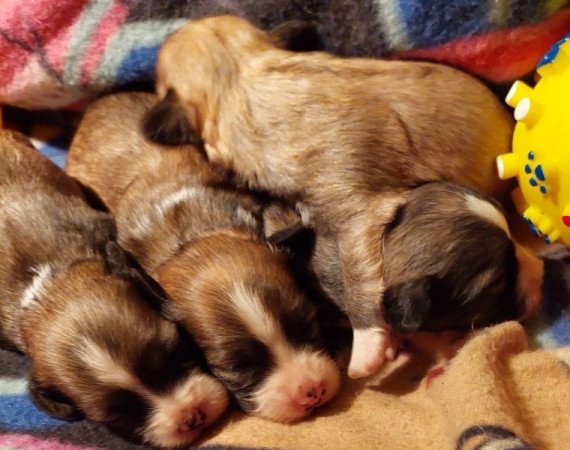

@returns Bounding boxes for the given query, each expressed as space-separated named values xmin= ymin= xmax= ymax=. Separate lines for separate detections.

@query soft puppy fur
xmin=143 ymin=15 xmax=543 ymax=378
xmin=0 ymin=131 xmax=229 ymax=448
xmin=266 ymin=183 xmax=542 ymax=339
xmin=66 ymin=92 xmax=340 ymax=423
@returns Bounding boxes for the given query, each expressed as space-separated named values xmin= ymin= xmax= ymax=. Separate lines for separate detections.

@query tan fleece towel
xmin=199 ymin=322 xmax=569 ymax=449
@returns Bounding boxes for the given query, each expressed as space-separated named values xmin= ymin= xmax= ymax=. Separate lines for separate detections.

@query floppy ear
xmin=267 ymin=221 xmax=316 ymax=253
xmin=103 ymin=241 xmax=171 ymax=316
xmin=0 ymin=329 xmax=20 ymax=353
xmin=268 ymin=20 xmax=323 ymax=52
xmin=142 ymin=89 xmax=202 ymax=147
xmin=383 ymin=278 xmax=432 ymax=335
xmin=267 ymin=221 xmax=316 ymax=261
xmin=28 ymin=374 xmax=84 ymax=421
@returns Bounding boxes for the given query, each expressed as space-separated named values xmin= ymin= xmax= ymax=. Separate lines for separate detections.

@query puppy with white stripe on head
xmin=0 ymin=130 xmax=229 ymax=448
xmin=66 ymin=92 xmax=340 ymax=423
xmin=265 ymin=182 xmax=543 ymax=344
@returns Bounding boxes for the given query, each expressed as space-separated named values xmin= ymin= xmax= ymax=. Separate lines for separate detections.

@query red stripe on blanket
xmin=0 ymin=433 xmax=98 ymax=450
xmin=79 ymin=0 xmax=129 ymax=84
xmin=0 ymin=0 xmax=88 ymax=86
xmin=392 ymin=8 xmax=570 ymax=83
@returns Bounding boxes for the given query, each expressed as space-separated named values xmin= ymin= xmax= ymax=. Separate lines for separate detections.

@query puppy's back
xmin=0 ymin=130 xmax=83 ymax=198
xmin=0 ymin=131 xmax=115 ymax=349
xmin=67 ymin=92 xmax=211 ymax=211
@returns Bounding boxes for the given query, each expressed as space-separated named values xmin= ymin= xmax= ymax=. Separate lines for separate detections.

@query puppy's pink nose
xmin=293 ymin=381 xmax=327 ymax=411
xmin=178 ymin=408 xmax=206 ymax=432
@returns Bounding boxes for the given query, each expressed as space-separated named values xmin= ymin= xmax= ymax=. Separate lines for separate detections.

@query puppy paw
xmin=347 ymin=327 xmax=395 ymax=378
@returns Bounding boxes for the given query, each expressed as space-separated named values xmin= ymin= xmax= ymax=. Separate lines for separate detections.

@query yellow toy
xmin=497 ymin=34 xmax=570 ymax=246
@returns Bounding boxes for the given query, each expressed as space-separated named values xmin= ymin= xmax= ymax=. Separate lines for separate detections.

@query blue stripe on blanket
xmin=396 ymin=0 xmax=553 ymax=48
xmin=397 ymin=0 xmax=492 ymax=47
xmin=116 ymin=46 xmax=159 ymax=83
xmin=0 ymin=394 xmax=64 ymax=429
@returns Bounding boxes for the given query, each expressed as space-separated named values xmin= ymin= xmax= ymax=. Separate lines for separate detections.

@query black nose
xmin=184 ymin=408 xmax=206 ymax=431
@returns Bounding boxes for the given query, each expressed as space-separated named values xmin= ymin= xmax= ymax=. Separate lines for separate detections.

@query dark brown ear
xmin=103 ymin=241 xmax=171 ymax=316
xmin=383 ymin=278 xmax=433 ymax=335
xmin=268 ymin=20 xmax=323 ymax=52
xmin=267 ymin=221 xmax=316 ymax=263
xmin=142 ymin=89 xmax=202 ymax=147
xmin=28 ymin=375 xmax=84 ymax=421
xmin=0 ymin=328 xmax=20 ymax=353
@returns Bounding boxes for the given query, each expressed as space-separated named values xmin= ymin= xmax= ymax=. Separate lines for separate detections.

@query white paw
xmin=347 ymin=327 xmax=395 ymax=379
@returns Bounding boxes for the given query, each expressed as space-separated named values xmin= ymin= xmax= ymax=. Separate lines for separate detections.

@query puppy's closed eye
xmin=383 ymin=278 xmax=432 ymax=335
xmin=28 ymin=376 xmax=84 ymax=421
xmin=142 ymin=90 xmax=202 ymax=147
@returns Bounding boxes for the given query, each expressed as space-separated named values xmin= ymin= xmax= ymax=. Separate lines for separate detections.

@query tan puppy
xmin=67 ymin=92 xmax=340 ymax=423
xmin=0 ymin=131 xmax=229 ymax=448
xmin=142 ymin=15 xmax=543 ymax=378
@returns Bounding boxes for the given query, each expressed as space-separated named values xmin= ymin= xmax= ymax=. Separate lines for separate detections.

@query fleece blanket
xmin=0 ymin=123 xmax=569 ymax=449
xmin=1 ymin=0 xmax=570 ymax=109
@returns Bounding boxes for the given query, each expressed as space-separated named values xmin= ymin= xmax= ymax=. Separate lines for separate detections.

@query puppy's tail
xmin=383 ymin=278 xmax=432 ymax=335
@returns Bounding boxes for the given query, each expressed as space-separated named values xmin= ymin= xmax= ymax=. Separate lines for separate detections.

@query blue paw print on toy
xmin=537 ymin=33 xmax=570 ymax=69
xmin=524 ymin=216 xmax=551 ymax=244
xmin=525 ymin=151 xmax=548 ymax=195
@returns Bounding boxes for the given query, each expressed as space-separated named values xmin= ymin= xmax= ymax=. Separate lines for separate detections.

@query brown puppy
xmin=67 ymin=92 xmax=340 ymax=423
xmin=142 ymin=15 xmax=543 ymax=378
xmin=265 ymin=183 xmax=543 ymax=339
xmin=0 ymin=131 xmax=229 ymax=448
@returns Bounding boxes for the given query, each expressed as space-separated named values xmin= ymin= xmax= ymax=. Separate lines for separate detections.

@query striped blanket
xmin=1 ymin=1 xmax=570 ymax=448
xmin=0 ymin=114 xmax=569 ymax=450
xmin=0 ymin=0 xmax=569 ymax=110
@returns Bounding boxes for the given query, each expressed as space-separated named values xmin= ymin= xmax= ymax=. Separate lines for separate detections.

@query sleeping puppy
xmin=66 ymin=92 xmax=340 ymax=423
xmin=0 ymin=131 xmax=229 ymax=448
xmin=265 ymin=183 xmax=543 ymax=340
xmin=142 ymin=15 xmax=543 ymax=378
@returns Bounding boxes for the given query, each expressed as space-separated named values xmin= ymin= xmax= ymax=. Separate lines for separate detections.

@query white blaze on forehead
xmin=229 ymin=282 xmax=289 ymax=358
xmin=78 ymin=337 xmax=229 ymax=447
xmin=78 ymin=337 xmax=226 ymax=404
xmin=20 ymin=264 xmax=53 ymax=309
xmin=468 ymin=267 xmax=500 ymax=299
xmin=229 ymin=282 xmax=341 ymax=422
xmin=465 ymin=194 xmax=510 ymax=237
xmin=78 ymin=338 xmax=140 ymax=389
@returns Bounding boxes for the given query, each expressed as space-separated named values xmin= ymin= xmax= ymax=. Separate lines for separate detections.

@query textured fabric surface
xmin=1 ymin=2 xmax=570 ymax=445
xmin=0 ymin=127 xmax=568 ymax=449
xmin=0 ymin=0 xmax=569 ymax=109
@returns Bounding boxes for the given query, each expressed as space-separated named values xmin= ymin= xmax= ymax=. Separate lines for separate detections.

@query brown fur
xmin=0 ymin=130 xmax=228 ymax=447
xmin=67 ymin=92 xmax=341 ymax=422
xmin=143 ymin=16 xmax=544 ymax=376
xmin=264 ymin=184 xmax=531 ymax=331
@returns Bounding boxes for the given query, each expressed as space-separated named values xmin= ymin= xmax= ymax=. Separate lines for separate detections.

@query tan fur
xmin=151 ymin=15 xmax=519 ymax=375
xmin=263 ymin=182 xmax=544 ymax=375
xmin=0 ymin=130 xmax=228 ymax=447
xmin=67 ymin=92 xmax=340 ymax=421
xmin=66 ymin=96 xmax=217 ymax=212
xmin=155 ymin=15 xmax=513 ymax=204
